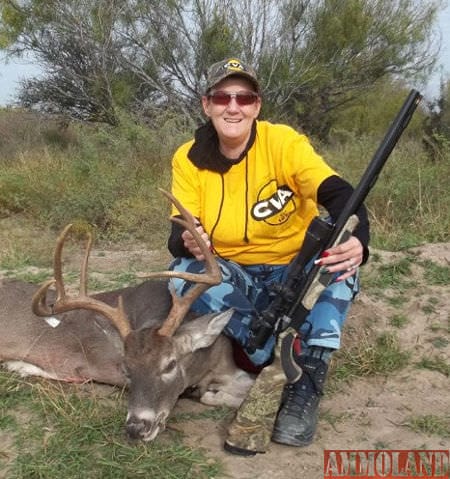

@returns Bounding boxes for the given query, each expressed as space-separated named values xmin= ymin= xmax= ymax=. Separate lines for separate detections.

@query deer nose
xmin=126 ymin=415 xmax=153 ymax=441
xmin=125 ymin=410 xmax=167 ymax=442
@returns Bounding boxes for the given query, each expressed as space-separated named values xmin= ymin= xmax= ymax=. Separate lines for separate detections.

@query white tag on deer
xmin=45 ymin=316 xmax=61 ymax=328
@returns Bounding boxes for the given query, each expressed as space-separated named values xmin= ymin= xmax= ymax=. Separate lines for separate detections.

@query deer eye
xmin=163 ymin=359 xmax=177 ymax=374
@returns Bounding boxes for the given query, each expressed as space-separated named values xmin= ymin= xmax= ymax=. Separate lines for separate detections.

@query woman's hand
xmin=181 ymin=224 xmax=211 ymax=261
xmin=315 ymin=235 xmax=363 ymax=282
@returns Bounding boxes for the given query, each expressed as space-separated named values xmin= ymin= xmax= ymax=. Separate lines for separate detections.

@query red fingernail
xmin=320 ymin=251 xmax=330 ymax=258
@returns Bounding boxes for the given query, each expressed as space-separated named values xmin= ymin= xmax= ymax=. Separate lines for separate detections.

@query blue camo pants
xmin=169 ymin=257 xmax=359 ymax=366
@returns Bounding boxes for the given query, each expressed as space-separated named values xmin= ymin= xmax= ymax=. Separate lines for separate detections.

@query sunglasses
xmin=208 ymin=90 xmax=259 ymax=106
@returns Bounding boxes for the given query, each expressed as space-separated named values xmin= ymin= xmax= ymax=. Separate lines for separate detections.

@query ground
xmin=1 ymin=241 xmax=449 ymax=478
xmin=174 ymin=243 xmax=449 ymax=479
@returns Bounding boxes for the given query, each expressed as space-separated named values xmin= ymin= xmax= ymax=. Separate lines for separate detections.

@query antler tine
xmin=54 ymin=223 xmax=73 ymax=302
xmin=143 ymin=189 xmax=222 ymax=337
xmin=32 ymin=224 xmax=131 ymax=339
xmin=79 ymin=227 xmax=93 ymax=297
xmin=31 ymin=223 xmax=72 ymax=315
xmin=32 ymin=279 xmax=57 ymax=316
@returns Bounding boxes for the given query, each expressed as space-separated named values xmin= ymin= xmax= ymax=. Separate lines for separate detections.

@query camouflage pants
xmin=169 ymin=257 xmax=359 ymax=366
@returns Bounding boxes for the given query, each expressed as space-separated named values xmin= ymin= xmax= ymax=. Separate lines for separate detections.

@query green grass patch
xmin=416 ymin=356 xmax=450 ymax=377
xmin=420 ymin=296 xmax=441 ymax=317
xmin=0 ymin=411 xmax=18 ymax=431
xmin=0 ymin=372 xmax=36 ymax=410
xmin=0 ymin=372 xmax=222 ymax=479
xmin=421 ymin=302 xmax=437 ymax=315
xmin=331 ymin=331 xmax=410 ymax=385
xmin=389 ymin=314 xmax=409 ymax=328
xmin=419 ymin=260 xmax=450 ymax=286
xmin=386 ymin=293 xmax=408 ymax=307
xmin=6 ymin=270 xmax=53 ymax=285
xmin=361 ymin=256 xmax=416 ymax=291
xmin=430 ymin=336 xmax=449 ymax=349
xmin=405 ymin=414 xmax=450 ymax=438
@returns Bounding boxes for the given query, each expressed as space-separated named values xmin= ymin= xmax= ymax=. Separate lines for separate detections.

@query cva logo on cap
xmin=223 ymin=59 xmax=245 ymax=72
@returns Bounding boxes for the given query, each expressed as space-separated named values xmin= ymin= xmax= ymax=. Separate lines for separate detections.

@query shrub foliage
xmin=0 ymin=105 xmax=448 ymax=250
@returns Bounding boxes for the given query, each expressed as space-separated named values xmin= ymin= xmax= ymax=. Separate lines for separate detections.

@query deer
xmin=0 ymin=191 xmax=255 ymax=442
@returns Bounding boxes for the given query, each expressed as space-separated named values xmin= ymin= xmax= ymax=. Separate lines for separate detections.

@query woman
xmin=167 ymin=58 xmax=369 ymax=447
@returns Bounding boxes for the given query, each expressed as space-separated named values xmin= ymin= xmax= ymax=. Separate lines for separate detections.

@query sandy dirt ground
xmin=1 ymin=242 xmax=449 ymax=478
xmin=173 ymin=244 xmax=449 ymax=478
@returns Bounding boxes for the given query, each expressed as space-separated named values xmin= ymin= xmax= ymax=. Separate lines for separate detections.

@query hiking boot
xmin=271 ymin=354 xmax=328 ymax=447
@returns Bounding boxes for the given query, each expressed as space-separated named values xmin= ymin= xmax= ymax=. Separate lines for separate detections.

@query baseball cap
xmin=205 ymin=58 xmax=260 ymax=93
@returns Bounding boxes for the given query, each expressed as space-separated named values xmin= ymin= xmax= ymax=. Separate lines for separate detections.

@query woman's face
xmin=202 ymin=77 xmax=261 ymax=146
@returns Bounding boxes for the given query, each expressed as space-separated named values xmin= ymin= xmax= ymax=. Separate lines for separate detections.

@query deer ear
xmin=176 ymin=309 xmax=234 ymax=353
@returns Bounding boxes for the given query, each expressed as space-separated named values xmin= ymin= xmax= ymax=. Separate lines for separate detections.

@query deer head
xmin=32 ymin=190 xmax=231 ymax=441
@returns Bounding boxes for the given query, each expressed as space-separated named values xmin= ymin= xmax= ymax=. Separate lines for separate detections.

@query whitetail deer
xmin=0 ymin=191 xmax=254 ymax=442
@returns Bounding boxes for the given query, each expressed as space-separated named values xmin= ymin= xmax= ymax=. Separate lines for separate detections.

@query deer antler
xmin=142 ymin=189 xmax=222 ymax=337
xmin=32 ymin=190 xmax=222 ymax=340
xmin=32 ymin=224 xmax=131 ymax=339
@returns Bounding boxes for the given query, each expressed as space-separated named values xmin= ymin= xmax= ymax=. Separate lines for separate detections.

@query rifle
xmin=224 ymin=89 xmax=422 ymax=456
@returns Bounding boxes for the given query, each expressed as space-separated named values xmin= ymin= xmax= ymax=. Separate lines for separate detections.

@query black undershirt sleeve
xmin=317 ymin=175 xmax=370 ymax=264
xmin=167 ymin=215 xmax=194 ymax=258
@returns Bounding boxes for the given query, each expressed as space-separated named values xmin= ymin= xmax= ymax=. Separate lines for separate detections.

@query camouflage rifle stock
xmin=224 ymin=89 xmax=422 ymax=456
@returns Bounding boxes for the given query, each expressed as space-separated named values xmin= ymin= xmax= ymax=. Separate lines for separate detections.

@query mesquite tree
xmin=0 ymin=0 xmax=443 ymax=134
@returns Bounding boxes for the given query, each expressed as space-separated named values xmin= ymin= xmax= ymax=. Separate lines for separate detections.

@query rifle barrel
xmin=330 ymin=89 xmax=422 ymax=244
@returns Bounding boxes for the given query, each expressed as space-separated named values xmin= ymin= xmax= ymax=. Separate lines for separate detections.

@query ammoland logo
xmin=324 ymin=450 xmax=449 ymax=478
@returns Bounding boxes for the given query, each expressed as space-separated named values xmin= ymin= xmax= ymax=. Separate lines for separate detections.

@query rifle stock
xmin=224 ymin=89 xmax=422 ymax=456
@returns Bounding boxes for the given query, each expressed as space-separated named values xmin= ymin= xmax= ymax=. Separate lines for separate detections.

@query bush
xmin=321 ymin=134 xmax=450 ymax=249
xmin=0 ymin=107 xmax=448 ymax=251
xmin=0 ymin=109 xmax=191 ymax=246
xmin=329 ymin=80 xmax=426 ymax=140
xmin=0 ymin=108 xmax=78 ymax=162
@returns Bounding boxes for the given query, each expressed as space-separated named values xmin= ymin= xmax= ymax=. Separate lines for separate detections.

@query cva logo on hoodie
xmin=251 ymin=183 xmax=296 ymax=224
